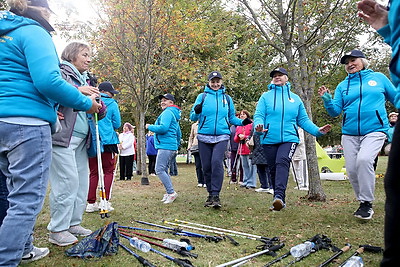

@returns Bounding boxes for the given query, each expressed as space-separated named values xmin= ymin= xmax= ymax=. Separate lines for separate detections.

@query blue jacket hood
xmin=0 ymin=11 xmax=47 ymax=36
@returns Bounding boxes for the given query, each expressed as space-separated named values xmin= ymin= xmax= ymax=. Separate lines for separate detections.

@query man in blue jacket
xmin=146 ymin=93 xmax=182 ymax=204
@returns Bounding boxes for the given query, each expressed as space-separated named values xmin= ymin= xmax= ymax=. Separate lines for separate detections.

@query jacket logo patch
xmin=288 ymin=98 xmax=295 ymax=103
xmin=368 ymin=80 xmax=377 ymax=86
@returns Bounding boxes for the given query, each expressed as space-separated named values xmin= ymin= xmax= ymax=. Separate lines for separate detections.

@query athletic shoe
xmin=354 ymin=201 xmax=374 ymax=220
xmin=161 ymin=194 xmax=168 ymax=202
xmin=203 ymin=184 xmax=207 ymax=188
xmin=229 ymin=180 xmax=237 ymax=184
xmin=106 ymin=202 xmax=114 ymax=211
xmin=150 ymin=173 xmax=157 ymax=176
xmin=197 ymin=183 xmax=203 ymax=187
xmin=163 ymin=192 xmax=178 ymax=204
xmin=204 ymin=195 xmax=213 ymax=207
xmin=212 ymin=195 xmax=222 ymax=208
xmin=68 ymin=225 xmax=92 ymax=236
xmin=246 ymin=186 xmax=256 ymax=189
xmin=21 ymin=246 xmax=49 ymax=263
xmin=85 ymin=202 xmax=99 ymax=213
xmin=255 ymin=188 xmax=270 ymax=193
xmin=269 ymin=198 xmax=285 ymax=211
xmin=267 ymin=188 xmax=274 ymax=194
xmin=49 ymin=231 xmax=78 ymax=246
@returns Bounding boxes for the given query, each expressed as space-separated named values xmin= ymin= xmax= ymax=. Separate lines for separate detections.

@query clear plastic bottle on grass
xmin=290 ymin=241 xmax=315 ymax=258
xmin=129 ymin=237 xmax=151 ymax=252
xmin=342 ymin=256 xmax=364 ymax=267
xmin=162 ymin=239 xmax=193 ymax=251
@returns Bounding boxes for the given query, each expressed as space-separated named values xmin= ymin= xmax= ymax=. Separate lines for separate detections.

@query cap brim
xmin=270 ymin=71 xmax=286 ymax=77
xmin=110 ymin=90 xmax=119 ymax=94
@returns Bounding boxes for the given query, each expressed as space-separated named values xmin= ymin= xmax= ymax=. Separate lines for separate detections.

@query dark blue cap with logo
xmin=340 ymin=50 xmax=366 ymax=64
xmin=158 ymin=93 xmax=175 ymax=102
xmin=208 ymin=71 xmax=223 ymax=81
xmin=99 ymin=81 xmax=119 ymax=95
xmin=270 ymin=67 xmax=288 ymax=77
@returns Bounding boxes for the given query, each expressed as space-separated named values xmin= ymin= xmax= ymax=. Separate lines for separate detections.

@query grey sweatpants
xmin=342 ymin=132 xmax=386 ymax=202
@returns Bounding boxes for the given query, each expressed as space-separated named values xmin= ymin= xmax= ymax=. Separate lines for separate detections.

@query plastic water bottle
xmin=342 ymin=256 xmax=364 ymax=267
xmin=129 ymin=237 xmax=151 ymax=252
xmin=162 ymin=238 xmax=193 ymax=251
xmin=290 ymin=241 xmax=315 ymax=258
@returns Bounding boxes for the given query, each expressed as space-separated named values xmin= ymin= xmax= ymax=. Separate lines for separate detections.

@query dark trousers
xmin=382 ymin=121 xmax=400 ymax=266
xmin=88 ymin=152 xmax=116 ymax=202
xmin=120 ymin=155 xmax=134 ymax=180
xmin=148 ymin=155 xmax=156 ymax=174
xmin=0 ymin=170 xmax=8 ymax=226
xmin=230 ymin=150 xmax=243 ymax=182
xmin=199 ymin=140 xmax=228 ymax=196
xmin=193 ymin=152 xmax=204 ymax=184
xmin=263 ymin=143 xmax=297 ymax=203
xmin=256 ymin=164 xmax=271 ymax=189
xmin=168 ymin=153 xmax=178 ymax=176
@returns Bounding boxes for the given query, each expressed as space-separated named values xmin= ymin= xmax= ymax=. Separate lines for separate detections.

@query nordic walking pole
xmin=215 ymin=243 xmax=285 ymax=267
xmin=119 ymin=243 xmax=157 ymax=267
xmin=174 ymin=219 xmax=272 ymax=241
xmin=318 ymin=243 xmax=351 ymax=267
xmin=94 ymin=112 xmax=109 ymax=218
xmin=290 ymin=160 xmax=300 ymax=190
xmin=165 ymin=220 xmax=276 ymax=244
xmin=134 ymin=220 xmax=224 ymax=242
xmin=262 ymin=251 xmax=291 ymax=266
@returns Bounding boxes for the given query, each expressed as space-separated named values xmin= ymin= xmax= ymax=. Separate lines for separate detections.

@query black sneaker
xmin=354 ymin=201 xmax=374 ymax=220
xmin=204 ymin=195 xmax=213 ymax=207
xmin=212 ymin=195 xmax=221 ymax=208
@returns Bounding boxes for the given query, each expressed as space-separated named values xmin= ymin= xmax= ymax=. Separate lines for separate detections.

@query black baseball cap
xmin=208 ymin=71 xmax=223 ymax=81
xmin=99 ymin=81 xmax=119 ymax=95
xmin=29 ymin=0 xmax=53 ymax=12
xmin=270 ymin=67 xmax=288 ymax=77
xmin=340 ymin=50 xmax=366 ymax=64
xmin=158 ymin=93 xmax=175 ymax=102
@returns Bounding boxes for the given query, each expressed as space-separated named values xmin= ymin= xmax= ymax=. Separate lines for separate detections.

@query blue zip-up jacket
xmin=0 ymin=11 xmax=92 ymax=127
xmin=253 ymin=82 xmax=322 ymax=145
xmin=190 ymin=85 xmax=243 ymax=135
xmin=148 ymin=105 xmax=182 ymax=151
xmin=99 ymin=93 xmax=121 ymax=145
xmin=378 ymin=1 xmax=400 ymax=109
xmin=146 ymin=134 xmax=158 ymax=155
xmin=321 ymin=69 xmax=396 ymax=136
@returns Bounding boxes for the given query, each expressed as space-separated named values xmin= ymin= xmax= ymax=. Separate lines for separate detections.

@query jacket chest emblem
xmin=368 ymin=80 xmax=377 ymax=86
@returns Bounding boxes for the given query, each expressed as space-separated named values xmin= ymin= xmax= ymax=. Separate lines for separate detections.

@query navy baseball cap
xmin=340 ymin=50 xmax=366 ymax=64
xmin=99 ymin=81 xmax=119 ymax=95
xmin=270 ymin=67 xmax=288 ymax=77
xmin=158 ymin=93 xmax=175 ymax=102
xmin=208 ymin=71 xmax=223 ymax=81
xmin=29 ymin=0 xmax=53 ymax=12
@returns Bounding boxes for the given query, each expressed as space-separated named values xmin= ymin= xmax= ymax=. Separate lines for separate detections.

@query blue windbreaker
xmin=378 ymin=1 xmax=400 ymax=109
xmin=0 ymin=11 xmax=92 ymax=127
xmin=253 ymin=82 xmax=322 ymax=145
xmin=190 ymin=84 xmax=243 ymax=135
xmin=99 ymin=93 xmax=121 ymax=145
xmin=321 ymin=69 xmax=396 ymax=136
xmin=148 ymin=105 xmax=182 ymax=151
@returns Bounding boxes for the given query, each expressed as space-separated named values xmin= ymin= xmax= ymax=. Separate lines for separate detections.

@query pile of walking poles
xmin=116 ymin=219 xmax=382 ymax=266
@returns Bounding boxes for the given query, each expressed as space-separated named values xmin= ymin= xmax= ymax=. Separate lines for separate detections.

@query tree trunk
xmin=138 ymin=111 xmax=150 ymax=185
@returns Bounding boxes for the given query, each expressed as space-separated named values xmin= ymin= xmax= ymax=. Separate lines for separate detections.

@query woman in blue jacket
xmin=190 ymin=71 xmax=251 ymax=208
xmin=0 ymin=1 xmax=100 ymax=265
xmin=254 ymin=67 xmax=331 ymax=212
xmin=146 ymin=93 xmax=181 ymax=204
xmin=358 ymin=0 xmax=400 ymax=264
xmin=318 ymin=50 xmax=396 ymax=220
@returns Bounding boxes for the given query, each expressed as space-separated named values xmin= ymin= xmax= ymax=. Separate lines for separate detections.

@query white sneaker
xmin=255 ymin=188 xmax=270 ymax=193
xmin=161 ymin=194 xmax=168 ymax=202
xmin=21 ymin=246 xmax=49 ymax=263
xmin=267 ymin=188 xmax=274 ymax=194
xmin=85 ymin=203 xmax=99 ymax=213
xmin=68 ymin=225 xmax=92 ymax=236
xmin=106 ymin=201 xmax=114 ymax=212
xmin=163 ymin=192 xmax=178 ymax=204
xmin=49 ymin=231 xmax=78 ymax=246
xmin=203 ymin=184 xmax=207 ymax=188
xmin=197 ymin=183 xmax=203 ymax=187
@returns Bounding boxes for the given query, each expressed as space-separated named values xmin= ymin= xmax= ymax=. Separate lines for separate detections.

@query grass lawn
xmin=25 ymin=156 xmax=388 ymax=266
